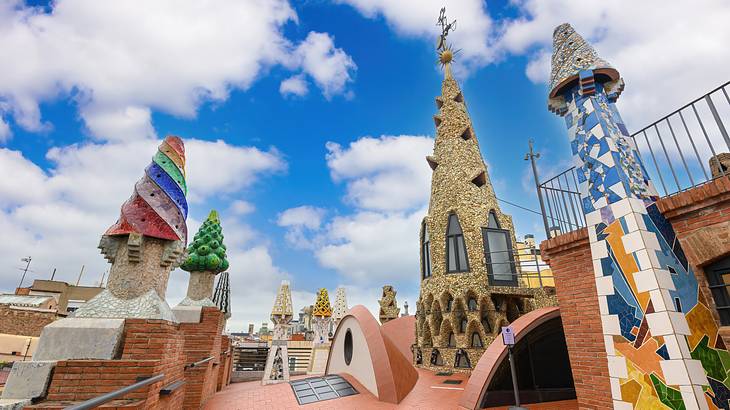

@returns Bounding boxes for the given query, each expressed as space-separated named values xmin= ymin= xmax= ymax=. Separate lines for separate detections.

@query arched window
xmin=483 ymin=211 xmax=517 ymax=286
xmin=445 ymin=294 xmax=454 ymax=312
xmin=448 ymin=332 xmax=456 ymax=347
xmin=460 ymin=318 xmax=468 ymax=333
xmin=446 ymin=214 xmax=469 ymax=273
xmin=455 ymin=349 xmax=471 ymax=368
xmin=422 ymin=223 xmax=432 ymax=279
xmin=468 ymin=297 xmax=478 ymax=311
xmin=471 ymin=332 xmax=483 ymax=348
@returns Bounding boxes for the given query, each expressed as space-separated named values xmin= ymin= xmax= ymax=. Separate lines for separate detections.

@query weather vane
xmin=436 ymin=7 xmax=456 ymax=51
xmin=436 ymin=7 xmax=459 ymax=68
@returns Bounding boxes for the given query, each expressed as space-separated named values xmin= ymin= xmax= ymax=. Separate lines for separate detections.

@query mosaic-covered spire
xmin=548 ymin=23 xmax=621 ymax=99
xmin=271 ymin=280 xmax=293 ymax=319
xmin=312 ymin=288 xmax=332 ymax=318
xmin=332 ymin=287 xmax=348 ymax=325
xmin=181 ymin=210 xmax=229 ymax=273
xmin=105 ymin=136 xmax=188 ymax=242
xmin=212 ymin=271 xmax=231 ymax=319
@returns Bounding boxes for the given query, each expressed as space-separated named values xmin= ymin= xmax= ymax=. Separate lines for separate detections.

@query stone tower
xmin=331 ymin=287 xmax=348 ymax=329
xmin=414 ymin=36 xmax=553 ymax=373
xmin=311 ymin=288 xmax=332 ymax=345
xmin=378 ymin=285 xmax=400 ymax=324
xmin=263 ymin=280 xmax=293 ymax=385
xmin=548 ymin=23 xmax=725 ymax=409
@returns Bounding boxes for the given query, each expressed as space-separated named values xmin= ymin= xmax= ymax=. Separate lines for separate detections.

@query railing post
xmin=706 ymin=94 xmax=730 ymax=151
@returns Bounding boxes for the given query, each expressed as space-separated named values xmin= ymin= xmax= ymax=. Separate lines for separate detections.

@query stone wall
xmin=0 ymin=306 xmax=57 ymax=337
xmin=541 ymin=228 xmax=612 ymax=410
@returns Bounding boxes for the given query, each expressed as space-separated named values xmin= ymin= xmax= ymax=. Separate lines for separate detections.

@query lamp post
xmin=525 ymin=140 xmax=550 ymax=239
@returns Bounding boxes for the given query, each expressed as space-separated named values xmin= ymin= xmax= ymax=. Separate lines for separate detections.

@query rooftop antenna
xmin=50 ymin=268 xmax=57 ymax=281
xmin=17 ymin=256 xmax=32 ymax=289
xmin=75 ymin=265 xmax=85 ymax=286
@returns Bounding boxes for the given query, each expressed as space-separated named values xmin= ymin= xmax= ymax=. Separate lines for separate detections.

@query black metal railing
xmin=64 ymin=374 xmax=164 ymax=410
xmin=538 ymin=167 xmax=586 ymax=237
xmin=538 ymin=80 xmax=730 ymax=238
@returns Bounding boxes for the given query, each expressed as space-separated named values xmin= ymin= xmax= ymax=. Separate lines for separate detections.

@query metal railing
xmin=538 ymin=80 xmax=730 ymax=238
xmin=65 ymin=374 xmax=164 ymax=410
xmin=538 ymin=167 xmax=586 ymax=237
xmin=185 ymin=356 xmax=213 ymax=370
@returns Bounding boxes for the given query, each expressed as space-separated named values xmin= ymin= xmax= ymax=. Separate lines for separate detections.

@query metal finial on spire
xmin=436 ymin=7 xmax=459 ymax=69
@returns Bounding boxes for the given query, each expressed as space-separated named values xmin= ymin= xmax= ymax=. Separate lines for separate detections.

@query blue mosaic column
xmin=548 ymin=24 xmax=728 ymax=410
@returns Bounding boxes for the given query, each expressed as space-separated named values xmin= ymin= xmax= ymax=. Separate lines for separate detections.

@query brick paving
xmin=205 ymin=369 xmax=578 ymax=409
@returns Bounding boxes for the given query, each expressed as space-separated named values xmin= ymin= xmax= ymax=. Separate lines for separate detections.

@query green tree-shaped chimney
xmin=181 ymin=210 xmax=229 ymax=273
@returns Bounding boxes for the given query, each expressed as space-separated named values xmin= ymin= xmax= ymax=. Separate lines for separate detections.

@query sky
xmin=1 ymin=0 xmax=729 ymax=332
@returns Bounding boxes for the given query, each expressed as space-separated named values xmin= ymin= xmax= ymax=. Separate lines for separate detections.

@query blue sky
xmin=1 ymin=0 xmax=728 ymax=330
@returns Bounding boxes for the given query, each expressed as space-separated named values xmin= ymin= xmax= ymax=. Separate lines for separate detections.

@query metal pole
xmin=50 ymin=268 xmax=56 ymax=281
xmin=705 ymin=94 xmax=730 ymax=150
xmin=76 ymin=265 xmax=85 ymax=286
xmin=18 ymin=256 xmax=31 ymax=289
xmin=526 ymin=140 xmax=551 ymax=239
xmin=508 ymin=346 xmax=526 ymax=410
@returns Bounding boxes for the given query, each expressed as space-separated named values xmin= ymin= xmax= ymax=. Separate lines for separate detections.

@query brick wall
xmin=42 ymin=319 xmax=186 ymax=409
xmin=217 ymin=335 xmax=232 ymax=391
xmin=657 ymin=177 xmax=730 ymax=345
xmin=541 ymin=228 xmax=612 ymax=410
xmin=179 ymin=307 xmax=224 ymax=409
xmin=0 ymin=305 xmax=57 ymax=337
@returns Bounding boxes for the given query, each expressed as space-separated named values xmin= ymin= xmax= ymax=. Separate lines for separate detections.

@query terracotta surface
xmin=205 ymin=368 xmax=577 ymax=409
xmin=458 ymin=307 xmax=560 ymax=410
xmin=326 ymin=305 xmax=418 ymax=403
xmin=381 ymin=315 xmax=416 ymax=361
xmin=540 ymin=228 xmax=613 ymax=410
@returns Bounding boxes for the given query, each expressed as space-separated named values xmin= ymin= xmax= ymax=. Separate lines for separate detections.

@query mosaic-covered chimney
xmin=74 ymin=136 xmax=188 ymax=321
xmin=179 ymin=210 xmax=230 ymax=306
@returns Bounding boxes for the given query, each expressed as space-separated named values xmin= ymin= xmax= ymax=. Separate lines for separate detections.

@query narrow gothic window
xmin=455 ymin=349 xmax=471 ymax=368
xmin=448 ymin=332 xmax=456 ymax=347
xmin=446 ymin=214 xmax=469 ymax=273
xmin=422 ymin=223 xmax=432 ymax=279
xmin=467 ymin=297 xmax=478 ymax=311
xmin=460 ymin=318 xmax=468 ymax=333
xmin=484 ymin=211 xmax=517 ymax=285
xmin=471 ymin=332 xmax=483 ymax=348
xmin=445 ymin=294 xmax=453 ymax=312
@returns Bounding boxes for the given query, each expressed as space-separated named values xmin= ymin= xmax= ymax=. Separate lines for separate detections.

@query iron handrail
xmin=185 ymin=356 xmax=214 ymax=370
xmin=64 ymin=374 xmax=164 ymax=410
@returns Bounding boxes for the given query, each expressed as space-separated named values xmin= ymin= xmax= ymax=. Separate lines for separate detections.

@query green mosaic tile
xmin=650 ymin=374 xmax=686 ymax=410
xmin=691 ymin=335 xmax=725 ymax=382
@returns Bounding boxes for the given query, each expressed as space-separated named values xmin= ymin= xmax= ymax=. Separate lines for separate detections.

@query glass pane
xmin=487 ymin=230 xmax=512 ymax=281
xmin=448 ymin=214 xmax=462 ymax=235
xmin=448 ymin=238 xmax=457 ymax=271
xmin=426 ymin=246 xmax=432 ymax=277
xmin=722 ymin=273 xmax=730 ymax=285
xmin=424 ymin=225 xmax=429 ymax=242
xmin=488 ymin=212 xmax=500 ymax=229
xmin=457 ymin=236 xmax=468 ymax=270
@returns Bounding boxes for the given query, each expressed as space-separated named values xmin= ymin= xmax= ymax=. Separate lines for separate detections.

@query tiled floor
xmin=205 ymin=370 xmax=579 ymax=410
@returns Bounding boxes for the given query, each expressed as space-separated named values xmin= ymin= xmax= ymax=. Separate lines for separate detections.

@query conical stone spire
xmin=332 ymin=287 xmax=348 ymax=327
xmin=271 ymin=281 xmax=293 ymax=319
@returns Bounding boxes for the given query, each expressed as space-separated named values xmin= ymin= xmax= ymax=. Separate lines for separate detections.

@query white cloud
xmin=229 ymin=200 xmax=255 ymax=216
xmin=293 ymin=32 xmax=357 ymax=99
xmin=0 ymin=117 xmax=10 ymax=142
xmin=496 ymin=0 xmax=730 ymax=128
xmin=279 ymin=74 xmax=309 ymax=97
xmin=0 ymin=0 xmax=356 ymax=142
xmin=277 ymin=206 xmax=326 ymax=229
xmin=335 ymin=0 xmax=494 ymax=75
xmin=325 ymin=135 xmax=433 ymax=211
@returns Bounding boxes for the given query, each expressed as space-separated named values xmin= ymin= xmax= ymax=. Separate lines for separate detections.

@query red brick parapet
xmin=540 ymin=228 xmax=613 ymax=410
xmin=179 ymin=307 xmax=224 ymax=410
